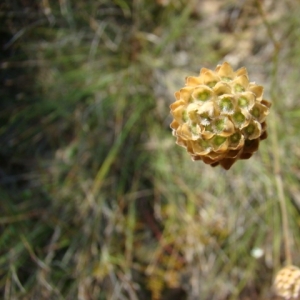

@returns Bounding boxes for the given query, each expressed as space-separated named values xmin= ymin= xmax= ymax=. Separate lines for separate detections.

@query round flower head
xmin=274 ymin=265 xmax=300 ymax=299
xmin=170 ymin=62 xmax=271 ymax=170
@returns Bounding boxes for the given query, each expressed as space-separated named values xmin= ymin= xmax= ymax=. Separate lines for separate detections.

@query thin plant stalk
xmin=256 ymin=0 xmax=292 ymax=266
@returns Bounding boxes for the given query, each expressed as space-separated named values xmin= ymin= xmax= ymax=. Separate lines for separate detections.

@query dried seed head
xmin=170 ymin=62 xmax=271 ymax=169
xmin=274 ymin=265 xmax=300 ymax=299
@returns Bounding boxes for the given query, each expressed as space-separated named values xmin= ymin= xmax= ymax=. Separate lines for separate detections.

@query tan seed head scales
xmin=170 ymin=62 xmax=271 ymax=169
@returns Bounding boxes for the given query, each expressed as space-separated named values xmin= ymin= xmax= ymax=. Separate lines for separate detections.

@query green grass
xmin=2 ymin=1 xmax=300 ymax=299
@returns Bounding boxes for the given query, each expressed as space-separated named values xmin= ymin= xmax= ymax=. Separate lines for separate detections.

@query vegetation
xmin=2 ymin=0 xmax=300 ymax=299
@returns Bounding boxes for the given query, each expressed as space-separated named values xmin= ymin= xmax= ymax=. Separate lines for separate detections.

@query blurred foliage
xmin=1 ymin=0 xmax=300 ymax=299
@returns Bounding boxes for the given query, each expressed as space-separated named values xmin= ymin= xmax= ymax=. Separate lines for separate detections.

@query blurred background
xmin=1 ymin=0 xmax=300 ymax=299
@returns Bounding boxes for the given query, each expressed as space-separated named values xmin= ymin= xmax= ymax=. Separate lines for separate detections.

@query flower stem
xmin=256 ymin=0 xmax=292 ymax=266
